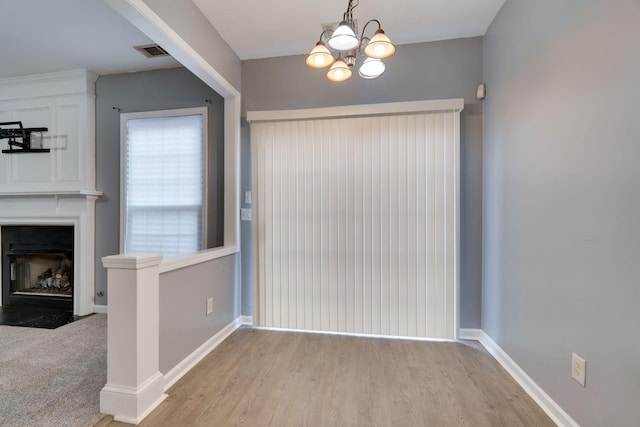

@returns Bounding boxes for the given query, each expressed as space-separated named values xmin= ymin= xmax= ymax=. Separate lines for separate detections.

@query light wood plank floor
xmin=100 ymin=328 xmax=554 ymax=427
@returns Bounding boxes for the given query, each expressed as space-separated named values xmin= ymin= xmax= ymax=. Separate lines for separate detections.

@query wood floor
xmin=100 ymin=328 xmax=554 ymax=427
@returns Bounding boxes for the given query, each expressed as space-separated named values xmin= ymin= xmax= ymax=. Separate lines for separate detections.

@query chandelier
xmin=305 ymin=0 xmax=396 ymax=82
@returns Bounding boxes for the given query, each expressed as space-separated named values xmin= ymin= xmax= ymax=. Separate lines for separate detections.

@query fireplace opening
xmin=2 ymin=226 xmax=73 ymax=311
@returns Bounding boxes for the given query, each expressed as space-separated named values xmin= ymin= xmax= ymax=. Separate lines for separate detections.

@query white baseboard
xmin=163 ymin=315 xmax=244 ymax=391
xmin=462 ymin=329 xmax=579 ymax=427
xmin=93 ymin=304 xmax=108 ymax=314
xmin=240 ymin=315 xmax=253 ymax=325
xmin=100 ymin=372 xmax=167 ymax=425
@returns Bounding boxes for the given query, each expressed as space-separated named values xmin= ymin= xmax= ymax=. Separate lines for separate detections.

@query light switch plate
xmin=240 ymin=208 xmax=252 ymax=221
xmin=244 ymin=191 xmax=252 ymax=204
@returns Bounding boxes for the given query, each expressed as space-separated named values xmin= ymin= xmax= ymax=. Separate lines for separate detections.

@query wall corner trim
xmin=163 ymin=315 xmax=246 ymax=391
xmin=240 ymin=315 xmax=253 ymax=325
xmin=461 ymin=329 xmax=579 ymax=427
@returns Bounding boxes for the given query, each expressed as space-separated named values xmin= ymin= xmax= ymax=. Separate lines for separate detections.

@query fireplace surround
xmin=0 ymin=193 xmax=100 ymax=315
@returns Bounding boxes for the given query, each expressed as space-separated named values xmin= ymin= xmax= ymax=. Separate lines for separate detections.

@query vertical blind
xmin=251 ymin=110 xmax=459 ymax=339
xmin=124 ymin=114 xmax=204 ymax=259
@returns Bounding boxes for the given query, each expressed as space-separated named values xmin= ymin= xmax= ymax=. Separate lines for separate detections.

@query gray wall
xmin=159 ymin=254 xmax=240 ymax=373
xmin=241 ymin=37 xmax=484 ymax=328
xmin=482 ymin=0 xmax=640 ymax=425
xmin=94 ymin=67 xmax=225 ymax=305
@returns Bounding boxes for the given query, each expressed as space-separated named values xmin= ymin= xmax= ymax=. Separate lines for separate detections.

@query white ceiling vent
xmin=133 ymin=44 xmax=170 ymax=58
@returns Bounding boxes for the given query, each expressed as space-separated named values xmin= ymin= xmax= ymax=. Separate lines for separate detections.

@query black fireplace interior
xmin=2 ymin=225 xmax=74 ymax=312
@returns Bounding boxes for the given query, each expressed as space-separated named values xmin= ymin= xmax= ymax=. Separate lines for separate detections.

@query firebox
xmin=2 ymin=226 xmax=74 ymax=310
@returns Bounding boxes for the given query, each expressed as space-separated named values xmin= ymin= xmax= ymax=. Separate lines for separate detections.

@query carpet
xmin=0 ymin=313 xmax=106 ymax=427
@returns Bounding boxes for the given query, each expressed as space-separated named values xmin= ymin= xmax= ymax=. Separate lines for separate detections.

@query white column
xmin=100 ymin=254 xmax=167 ymax=424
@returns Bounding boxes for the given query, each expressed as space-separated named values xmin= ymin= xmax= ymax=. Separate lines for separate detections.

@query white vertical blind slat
xmin=388 ymin=116 xmax=399 ymax=336
xmin=370 ymin=117 xmax=381 ymax=334
xmin=379 ymin=115 xmax=391 ymax=336
xmin=253 ymin=111 xmax=458 ymax=339
xmin=416 ymin=114 xmax=428 ymax=338
xmin=303 ymin=121 xmax=314 ymax=329
xmin=407 ymin=114 xmax=418 ymax=337
xmin=426 ymin=113 xmax=437 ymax=337
xmin=362 ymin=117 xmax=372 ymax=334
xmin=397 ymin=115 xmax=408 ymax=337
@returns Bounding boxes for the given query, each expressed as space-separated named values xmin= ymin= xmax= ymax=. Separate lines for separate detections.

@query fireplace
xmin=2 ymin=226 xmax=74 ymax=311
xmin=0 ymin=69 xmax=100 ymax=315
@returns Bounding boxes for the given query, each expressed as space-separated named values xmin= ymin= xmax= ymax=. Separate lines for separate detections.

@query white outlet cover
xmin=572 ymin=353 xmax=586 ymax=386
xmin=206 ymin=297 xmax=213 ymax=315
xmin=240 ymin=208 xmax=252 ymax=221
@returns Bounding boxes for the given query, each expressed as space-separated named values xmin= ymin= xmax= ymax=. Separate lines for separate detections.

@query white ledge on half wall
xmin=158 ymin=245 xmax=238 ymax=274
xmin=0 ymin=190 xmax=103 ymax=197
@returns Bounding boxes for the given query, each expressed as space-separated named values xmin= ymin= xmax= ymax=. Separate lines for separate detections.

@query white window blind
xmin=123 ymin=112 xmax=205 ymax=259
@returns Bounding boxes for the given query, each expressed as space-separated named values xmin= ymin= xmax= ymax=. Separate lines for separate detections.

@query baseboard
xmin=100 ymin=372 xmax=167 ymax=425
xmin=240 ymin=315 xmax=253 ymax=325
xmin=468 ymin=330 xmax=579 ymax=427
xmin=93 ymin=305 xmax=108 ymax=314
xmin=163 ymin=315 xmax=244 ymax=391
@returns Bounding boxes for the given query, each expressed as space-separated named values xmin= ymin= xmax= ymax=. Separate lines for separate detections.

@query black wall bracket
xmin=0 ymin=121 xmax=50 ymax=153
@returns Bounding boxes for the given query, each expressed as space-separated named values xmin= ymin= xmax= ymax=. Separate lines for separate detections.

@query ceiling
xmin=0 ymin=0 xmax=179 ymax=80
xmin=193 ymin=0 xmax=506 ymax=59
xmin=0 ymin=0 xmax=505 ymax=80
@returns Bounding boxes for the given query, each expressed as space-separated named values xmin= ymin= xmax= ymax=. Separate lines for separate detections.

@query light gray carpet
xmin=0 ymin=313 xmax=106 ymax=427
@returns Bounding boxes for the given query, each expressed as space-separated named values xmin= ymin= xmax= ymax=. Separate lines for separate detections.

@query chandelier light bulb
xmin=358 ymin=57 xmax=386 ymax=79
xmin=363 ymin=29 xmax=396 ymax=59
xmin=326 ymin=58 xmax=353 ymax=82
xmin=328 ymin=21 xmax=359 ymax=51
xmin=306 ymin=42 xmax=334 ymax=69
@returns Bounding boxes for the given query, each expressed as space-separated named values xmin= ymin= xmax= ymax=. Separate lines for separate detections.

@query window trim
xmin=119 ymin=107 xmax=209 ymax=255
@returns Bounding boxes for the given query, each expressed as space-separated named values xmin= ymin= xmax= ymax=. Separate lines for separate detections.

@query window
xmin=121 ymin=108 xmax=207 ymax=259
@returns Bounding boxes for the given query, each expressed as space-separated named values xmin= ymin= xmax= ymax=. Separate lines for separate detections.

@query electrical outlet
xmin=572 ymin=353 xmax=586 ymax=386
xmin=206 ymin=297 xmax=213 ymax=315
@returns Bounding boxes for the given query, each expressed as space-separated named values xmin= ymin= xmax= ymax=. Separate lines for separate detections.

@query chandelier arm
xmin=318 ymin=29 xmax=334 ymax=43
xmin=359 ymin=19 xmax=381 ymax=47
